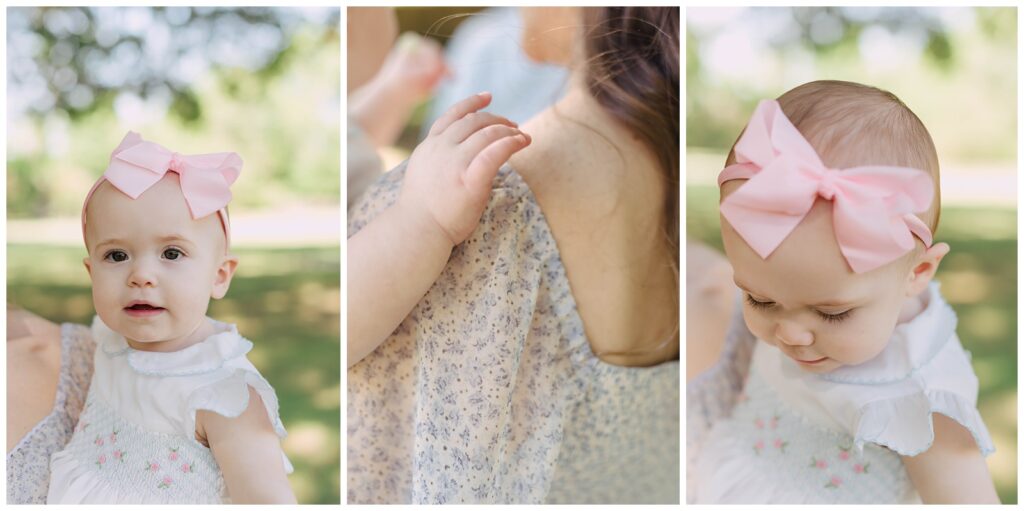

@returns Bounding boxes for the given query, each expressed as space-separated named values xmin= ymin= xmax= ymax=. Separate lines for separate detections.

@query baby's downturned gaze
xmin=694 ymin=80 xmax=998 ymax=504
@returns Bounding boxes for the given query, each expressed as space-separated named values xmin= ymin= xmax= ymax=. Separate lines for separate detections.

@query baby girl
xmin=693 ymin=81 xmax=998 ymax=503
xmin=47 ymin=133 xmax=294 ymax=503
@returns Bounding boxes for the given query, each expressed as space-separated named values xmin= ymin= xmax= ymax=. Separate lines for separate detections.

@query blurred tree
xmin=7 ymin=7 xmax=339 ymax=122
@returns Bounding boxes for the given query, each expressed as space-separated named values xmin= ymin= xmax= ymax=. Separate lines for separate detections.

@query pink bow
xmin=103 ymin=131 xmax=242 ymax=219
xmin=719 ymin=100 xmax=934 ymax=274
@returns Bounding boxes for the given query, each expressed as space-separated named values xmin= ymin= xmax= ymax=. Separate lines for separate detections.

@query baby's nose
xmin=775 ymin=320 xmax=813 ymax=346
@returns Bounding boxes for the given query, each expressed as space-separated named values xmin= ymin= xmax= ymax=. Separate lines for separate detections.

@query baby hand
xmin=398 ymin=92 xmax=532 ymax=246
xmin=377 ymin=32 xmax=449 ymax=101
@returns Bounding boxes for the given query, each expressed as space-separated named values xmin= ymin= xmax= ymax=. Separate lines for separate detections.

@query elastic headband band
xmin=718 ymin=100 xmax=934 ymax=274
xmin=82 ymin=131 xmax=241 ymax=251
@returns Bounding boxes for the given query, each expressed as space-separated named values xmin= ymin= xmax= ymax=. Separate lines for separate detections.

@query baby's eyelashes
xmin=162 ymin=247 xmax=186 ymax=260
xmin=745 ymin=293 xmax=855 ymax=324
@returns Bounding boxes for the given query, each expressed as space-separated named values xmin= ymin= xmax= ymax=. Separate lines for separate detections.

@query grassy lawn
xmin=687 ymin=185 xmax=1018 ymax=504
xmin=7 ymin=244 xmax=341 ymax=504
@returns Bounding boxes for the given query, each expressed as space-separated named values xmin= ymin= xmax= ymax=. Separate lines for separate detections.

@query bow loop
xmin=719 ymin=100 xmax=934 ymax=274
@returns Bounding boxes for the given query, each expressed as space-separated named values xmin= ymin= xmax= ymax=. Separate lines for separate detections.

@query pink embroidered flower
xmin=770 ymin=415 xmax=779 ymax=429
xmin=854 ymin=463 xmax=870 ymax=474
xmin=149 ymin=462 xmax=160 ymax=472
xmin=97 ymin=454 xmax=107 ymax=465
xmin=755 ymin=439 xmax=764 ymax=450
xmin=754 ymin=418 xmax=764 ymax=429
xmin=169 ymin=448 xmax=179 ymax=461
xmin=773 ymin=438 xmax=788 ymax=453
xmin=109 ymin=433 xmax=117 ymax=443
xmin=181 ymin=463 xmax=193 ymax=473
xmin=113 ymin=450 xmax=123 ymax=460
xmin=838 ymin=450 xmax=850 ymax=461
xmin=810 ymin=457 xmax=828 ymax=470
xmin=825 ymin=475 xmax=842 ymax=489
xmin=94 ymin=436 xmax=104 ymax=447
xmin=159 ymin=476 xmax=174 ymax=489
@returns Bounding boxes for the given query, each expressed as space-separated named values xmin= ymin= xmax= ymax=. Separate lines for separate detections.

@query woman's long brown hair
xmin=581 ymin=7 xmax=680 ymax=278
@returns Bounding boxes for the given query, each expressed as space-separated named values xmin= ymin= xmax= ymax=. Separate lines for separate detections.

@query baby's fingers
xmin=428 ymin=92 xmax=491 ymax=136
xmin=463 ymin=132 xmax=532 ymax=195
xmin=446 ymin=112 xmax=517 ymax=143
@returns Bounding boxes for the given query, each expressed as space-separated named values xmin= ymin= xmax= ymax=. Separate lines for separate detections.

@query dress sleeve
xmin=348 ymin=164 xmax=587 ymax=503
xmin=850 ymin=334 xmax=995 ymax=458
xmin=184 ymin=363 xmax=294 ymax=474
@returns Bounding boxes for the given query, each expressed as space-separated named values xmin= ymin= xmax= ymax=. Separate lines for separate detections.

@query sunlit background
xmin=686 ymin=6 xmax=1016 ymax=503
xmin=350 ymin=6 xmax=568 ymax=171
xmin=7 ymin=7 xmax=340 ymax=504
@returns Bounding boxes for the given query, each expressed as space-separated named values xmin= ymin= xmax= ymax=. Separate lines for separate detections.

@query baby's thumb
xmin=463 ymin=133 xmax=532 ymax=195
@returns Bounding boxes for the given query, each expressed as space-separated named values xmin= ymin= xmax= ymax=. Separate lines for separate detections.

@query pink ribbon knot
xmin=718 ymin=100 xmax=934 ymax=274
xmin=101 ymin=131 xmax=242 ymax=220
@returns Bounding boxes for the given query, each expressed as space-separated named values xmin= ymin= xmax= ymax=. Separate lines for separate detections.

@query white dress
xmin=47 ymin=316 xmax=292 ymax=504
xmin=693 ymin=282 xmax=995 ymax=503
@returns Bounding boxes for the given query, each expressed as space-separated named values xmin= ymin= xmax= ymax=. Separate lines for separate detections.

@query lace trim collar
xmin=90 ymin=315 xmax=252 ymax=377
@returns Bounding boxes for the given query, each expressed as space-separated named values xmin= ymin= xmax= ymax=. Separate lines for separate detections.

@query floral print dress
xmin=692 ymin=282 xmax=995 ymax=503
xmin=347 ymin=163 xmax=680 ymax=504
xmin=7 ymin=323 xmax=95 ymax=504
xmin=47 ymin=317 xmax=292 ymax=504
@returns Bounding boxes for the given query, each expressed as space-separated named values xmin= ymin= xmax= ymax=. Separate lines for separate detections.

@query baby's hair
xmin=725 ymin=80 xmax=941 ymax=234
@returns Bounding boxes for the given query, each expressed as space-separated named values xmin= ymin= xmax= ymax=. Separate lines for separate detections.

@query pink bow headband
xmin=718 ymin=100 xmax=934 ymax=273
xmin=82 ymin=131 xmax=242 ymax=249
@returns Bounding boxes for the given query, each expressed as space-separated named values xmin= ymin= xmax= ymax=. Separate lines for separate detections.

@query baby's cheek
xmin=832 ymin=324 xmax=891 ymax=364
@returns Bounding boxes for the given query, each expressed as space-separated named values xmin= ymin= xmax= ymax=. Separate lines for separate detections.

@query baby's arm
xmin=198 ymin=387 xmax=296 ymax=504
xmin=901 ymin=413 xmax=1000 ymax=503
xmin=347 ymin=92 xmax=531 ymax=367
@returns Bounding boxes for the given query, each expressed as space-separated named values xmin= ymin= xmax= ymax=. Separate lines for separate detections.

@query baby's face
xmin=720 ymin=181 xmax=915 ymax=374
xmin=84 ymin=174 xmax=233 ymax=348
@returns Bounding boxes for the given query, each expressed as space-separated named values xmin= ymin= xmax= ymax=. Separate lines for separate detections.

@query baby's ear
xmin=905 ymin=242 xmax=950 ymax=297
xmin=211 ymin=255 xmax=240 ymax=300
xmin=83 ymin=257 xmax=92 ymax=276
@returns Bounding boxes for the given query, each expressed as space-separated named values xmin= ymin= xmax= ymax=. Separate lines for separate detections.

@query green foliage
xmin=686 ymin=7 xmax=1016 ymax=164
xmin=7 ymin=7 xmax=340 ymax=219
xmin=7 ymin=244 xmax=341 ymax=504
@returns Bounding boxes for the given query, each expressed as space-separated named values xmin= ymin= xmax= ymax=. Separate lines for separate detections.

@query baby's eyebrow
xmin=94 ymin=238 xmax=126 ymax=249
xmin=158 ymin=234 xmax=194 ymax=244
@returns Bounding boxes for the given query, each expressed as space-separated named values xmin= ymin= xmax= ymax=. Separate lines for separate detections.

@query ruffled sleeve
xmin=806 ymin=284 xmax=995 ymax=458
xmin=184 ymin=361 xmax=294 ymax=475
xmin=846 ymin=332 xmax=995 ymax=457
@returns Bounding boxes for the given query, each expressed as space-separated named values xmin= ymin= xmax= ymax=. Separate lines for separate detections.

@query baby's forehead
xmin=85 ymin=177 xmax=224 ymax=248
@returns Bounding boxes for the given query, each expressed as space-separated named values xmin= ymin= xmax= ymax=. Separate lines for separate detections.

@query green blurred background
xmin=7 ymin=7 xmax=340 ymax=503
xmin=687 ymin=7 xmax=1016 ymax=503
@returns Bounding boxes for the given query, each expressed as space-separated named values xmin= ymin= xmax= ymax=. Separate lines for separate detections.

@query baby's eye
xmin=817 ymin=309 xmax=853 ymax=324
xmin=103 ymin=250 xmax=128 ymax=263
xmin=163 ymin=248 xmax=185 ymax=260
xmin=745 ymin=294 xmax=775 ymax=311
